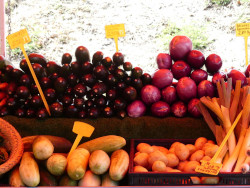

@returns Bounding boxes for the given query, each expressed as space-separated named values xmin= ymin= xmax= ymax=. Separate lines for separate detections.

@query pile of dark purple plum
xmin=0 ymin=46 xmax=153 ymax=119
xmin=0 ymin=35 xmax=249 ymax=119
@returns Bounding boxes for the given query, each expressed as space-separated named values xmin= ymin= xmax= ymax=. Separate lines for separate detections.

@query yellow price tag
xmin=67 ymin=121 xmax=95 ymax=160
xmin=6 ymin=29 xmax=31 ymax=49
xmin=105 ymin=24 xmax=125 ymax=52
xmin=6 ymin=29 xmax=51 ymax=116
xmin=195 ymin=160 xmax=222 ymax=176
xmin=236 ymin=23 xmax=250 ymax=66
xmin=236 ymin=23 xmax=250 ymax=37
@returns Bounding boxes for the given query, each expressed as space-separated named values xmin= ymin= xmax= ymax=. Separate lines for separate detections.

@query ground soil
xmin=5 ymin=0 xmax=250 ymax=74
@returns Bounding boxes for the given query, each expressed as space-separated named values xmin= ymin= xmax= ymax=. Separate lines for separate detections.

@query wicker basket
xmin=0 ymin=118 xmax=23 ymax=175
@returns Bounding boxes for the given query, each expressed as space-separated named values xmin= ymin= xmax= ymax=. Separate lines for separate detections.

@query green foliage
xmin=160 ymin=22 xmax=212 ymax=51
xmin=210 ymin=0 xmax=232 ymax=6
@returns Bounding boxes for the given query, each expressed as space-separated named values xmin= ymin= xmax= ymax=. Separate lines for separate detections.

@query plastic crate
xmin=129 ymin=139 xmax=250 ymax=186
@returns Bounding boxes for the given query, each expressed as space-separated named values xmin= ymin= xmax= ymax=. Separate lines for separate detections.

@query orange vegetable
xmin=190 ymin=150 xmax=205 ymax=162
xmin=186 ymin=144 xmax=196 ymax=155
xmin=174 ymin=143 xmax=190 ymax=161
xmin=152 ymin=161 xmax=167 ymax=172
xmin=165 ymin=153 xmax=179 ymax=168
xmin=133 ymin=153 xmax=149 ymax=168
xmin=183 ymin=161 xmax=200 ymax=173
xmin=133 ymin=166 xmax=148 ymax=173
xmin=148 ymin=150 xmax=168 ymax=167
xmin=195 ymin=137 xmax=208 ymax=150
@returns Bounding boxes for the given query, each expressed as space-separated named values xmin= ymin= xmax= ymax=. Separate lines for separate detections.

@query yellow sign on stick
xmin=236 ymin=23 xmax=250 ymax=66
xmin=6 ymin=29 xmax=51 ymax=116
xmin=67 ymin=121 xmax=95 ymax=160
xmin=195 ymin=110 xmax=243 ymax=175
xmin=105 ymin=24 xmax=125 ymax=52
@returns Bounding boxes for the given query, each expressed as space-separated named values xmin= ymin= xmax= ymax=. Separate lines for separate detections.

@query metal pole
xmin=0 ymin=0 xmax=6 ymax=57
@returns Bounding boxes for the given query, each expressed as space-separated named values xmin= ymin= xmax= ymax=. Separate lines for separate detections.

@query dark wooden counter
xmin=2 ymin=115 xmax=215 ymax=142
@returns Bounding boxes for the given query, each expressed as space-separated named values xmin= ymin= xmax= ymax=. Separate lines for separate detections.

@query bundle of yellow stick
xmin=197 ymin=78 xmax=250 ymax=173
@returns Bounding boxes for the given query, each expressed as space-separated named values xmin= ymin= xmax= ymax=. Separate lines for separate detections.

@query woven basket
xmin=0 ymin=118 xmax=23 ymax=175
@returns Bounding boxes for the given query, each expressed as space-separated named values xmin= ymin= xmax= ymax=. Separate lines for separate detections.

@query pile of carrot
xmin=197 ymin=78 xmax=250 ymax=173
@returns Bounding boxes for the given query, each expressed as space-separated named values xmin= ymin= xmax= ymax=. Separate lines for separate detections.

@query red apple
xmin=156 ymin=53 xmax=172 ymax=69
xmin=171 ymin=61 xmax=191 ymax=80
xmin=169 ymin=35 xmax=192 ymax=61
xmin=205 ymin=54 xmax=222 ymax=74
xmin=187 ymin=50 xmax=205 ymax=69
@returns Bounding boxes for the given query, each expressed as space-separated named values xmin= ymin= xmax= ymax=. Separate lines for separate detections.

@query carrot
xmin=222 ymin=152 xmax=229 ymax=166
xmin=230 ymin=80 xmax=241 ymax=123
xmin=196 ymin=102 xmax=217 ymax=136
xmin=234 ymin=92 xmax=250 ymax=172
xmin=234 ymin=127 xmax=250 ymax=172
xmin=221 ymin=127 xmax=247 ymax=172
xmin=225 ymin=78 xmax=232 ymax=108
xmin=200 ymin=97 xmax=223 ymax=121
xmin=216 ymin=81 xmax=225 ymax=106
xmin=221 ymin=106 xmax=236 ymax=156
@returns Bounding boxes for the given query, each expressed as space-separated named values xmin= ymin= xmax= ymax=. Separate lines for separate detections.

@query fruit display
xmin=132 ymin=137 xmax=221 ymax=184
xmin=0 ymin=33 xmax=249 ymax=187
xmin=0 ymin=35 xmax=249 ymax=119
xmin=8 ymin=134 xmax=128 ymax=186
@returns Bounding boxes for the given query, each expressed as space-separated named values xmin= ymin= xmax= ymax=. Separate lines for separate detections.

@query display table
xmin=1 ymin=116 xmax=249 ymax=187
xmin=2 ymin=115 xmax=215 ymax=142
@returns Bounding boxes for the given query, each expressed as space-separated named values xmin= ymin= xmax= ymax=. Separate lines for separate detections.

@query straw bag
xmin=0 ymin=118 xmax=23 ymax=175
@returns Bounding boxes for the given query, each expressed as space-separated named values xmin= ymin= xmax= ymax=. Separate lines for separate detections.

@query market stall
xmin=0 ymin=0 xmax=250 ymax=187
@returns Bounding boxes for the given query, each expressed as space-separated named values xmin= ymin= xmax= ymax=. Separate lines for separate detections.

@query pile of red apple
xmin=127 ymin=35 xmax=250 ymax=118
